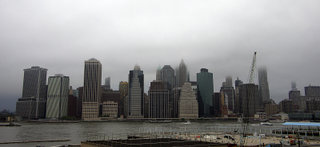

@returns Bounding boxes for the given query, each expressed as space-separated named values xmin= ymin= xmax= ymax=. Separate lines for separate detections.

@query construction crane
xmin=248 ymin=52 xmax=257 ymax=83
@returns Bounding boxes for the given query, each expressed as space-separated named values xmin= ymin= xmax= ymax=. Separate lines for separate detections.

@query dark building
xmin=77 ymin=87 xmax=83 ymax=119
xmin=305 ymin=86 xmax=320 ymax=97
xmin=16 ymin=66 xmax=47 ymax=119
xmin=234 ymin=78 xmax=243 ymax=114
xmin=104 ymin=77 xmax=111 ymax=90
xmin=101 ymin=89 xmax=121 ymax=117
xmin=144 ymin=93 xmax=149 ymax=118
xmin=238 ymin=83 xmax=259 ymax=117
xmin=197 ymin=68 xmax=213 ymax=117
xmin=212 ymin=92 xmax=221 ymax=116
xmin=220 ymin=76 xmax=235 ymax=113
xmin=172 ymin=87 xmax=181 ymax=118
xmin=148 ymin=81 xmax=170 ymax=118
xmin=68 ymin=94 xmax=78 ymax=118
xmin=279 ymin=99 xmax=298 ymax=114
xmin=176 ymin=59 xmax=188 ymax=88
xmin=160 ymin=65 xmax=175 ymax=89
xmin=258 ymin=67 xmax=270 ymax=103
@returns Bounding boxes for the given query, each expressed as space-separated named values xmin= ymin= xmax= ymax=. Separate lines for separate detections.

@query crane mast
xmin=248 ymin=52 xmax=257 ymax=83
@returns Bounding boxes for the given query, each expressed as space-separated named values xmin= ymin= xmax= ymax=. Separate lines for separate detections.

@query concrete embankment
xmin=0 ymin=139 xmax=70 ymax=144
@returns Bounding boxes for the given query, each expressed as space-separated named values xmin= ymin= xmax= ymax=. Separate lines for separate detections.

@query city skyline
xmin=1 ymin=1 xmax=320 ymax=111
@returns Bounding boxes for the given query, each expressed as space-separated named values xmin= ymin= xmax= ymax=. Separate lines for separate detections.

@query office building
xmin=101 ymin=89 xmax=121 ymax=117
xmin=149 ymin=81 xmax=170 ymax=118
xmin=220 ymin=76 xmax=235 ymax=113
xmin=82 ymin=58 xmax=102 ymax=121
xmin=160 ymin=65 xmax=175 ymax=89
xmin=16 ymin=66 xmax=47 ymax=119
xmin=46 ymin=74 xmax=70 ymax=119
xmin=119 ymin=81 xmax=128 ymax=118
xmin=238 ymin=83 xmax=259 ymax=117
xmin=197 ymin=68 xmax=213 ymax=117
xmin=305 ymin=86 xmax=320 ymax=97
xmin=102 ymin=101 xmax=118 ymax=118
xmin=176 ymin=59 xmax=188 ymax=87
xmin=179 ymin=82 xmax=198 ymax=119
xmin=127 ymin=65 xmax=144 ymax=118
xmin=258 ymin=67 xmax=270 ymax=103
xmin=104 ymin=77 xmax=111 ymax=90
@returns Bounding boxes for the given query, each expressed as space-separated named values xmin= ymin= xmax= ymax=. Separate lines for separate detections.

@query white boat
xmin=260 ymin=122 xmax=273 ymax=126
xmin=183 ymin=121 xmax=191 ymax=125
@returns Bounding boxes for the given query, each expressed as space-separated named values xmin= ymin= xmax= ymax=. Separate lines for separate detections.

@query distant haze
xmin=1 ymin=0 xmax=320 ymax=111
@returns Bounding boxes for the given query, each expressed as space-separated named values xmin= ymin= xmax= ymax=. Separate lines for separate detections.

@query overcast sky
xmin=1 ymin=0 xmax=320 ymax=111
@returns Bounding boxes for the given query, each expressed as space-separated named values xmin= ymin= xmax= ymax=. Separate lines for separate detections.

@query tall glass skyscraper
xmin=197 ymin=68 xmax=213 ymax=117
xmin=16 ymin=66 xmax=47 ymax=119
xmin=46 ymin=74 xmax=69 ymax=119
xmin=127 ymin=65 xmax=144 ymax=118
xmin=258 ymin=67 xmax=270 ymax=103
xmin=82 ymin=58 xmax=102 ymax=121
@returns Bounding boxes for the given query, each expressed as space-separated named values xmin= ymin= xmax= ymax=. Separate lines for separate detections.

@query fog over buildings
xmin=1 ymin=0 xmax=320 ymax=111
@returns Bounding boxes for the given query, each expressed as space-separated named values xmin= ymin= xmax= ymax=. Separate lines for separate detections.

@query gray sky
xmin=1 ymin=0 xmax=320 ymax=111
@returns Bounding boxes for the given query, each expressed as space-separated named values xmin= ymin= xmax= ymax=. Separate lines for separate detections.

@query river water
xmin=0 ymin=121 xmax=284 ymax=147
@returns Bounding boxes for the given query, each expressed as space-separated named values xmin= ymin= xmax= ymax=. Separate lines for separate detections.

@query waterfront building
xmin=101 ymin=89 xmax=121 ymax=117
xmin=220 ymin=76 xmax=235 ymax=113
xmin=119 ymin=81 xmax=128 ymax=118
xmin=104 ymin=77 xmax=111 ymax=90
xmin=238 ymin=83 xmax=259 ymax=117
xmin=127 ymin=65 xmax=144 ymax=118
xmin=176 ymin=59 xmax=188 ymax=88
xmin=197 ymin=68 xmax=213 ymax=117
xmin=234 ymin=78 xmax=243 ymax=114
xmin=16 ymin=66 xmax=47 ymax=119
xmin=212 ymin=92 xmax=221 ymax=116
xmin=144 ymin=93 xmax=150 ymax=118
xmin=160 ymin=65 xmax=175 ymax=89
xmin=46 ymin=74 xmax=69 ymax=119
xmin=148 ymin=81 xmax=170 ymax=118
xmin=172 ymin=87 xmax=181 ymax=118
xmin=77 ymin=87 xmax=83 ymax=119
xmin=258 ymin=67 xmax=270 ymax=103
xmin=68 ymin=94 xmax=77 ymax=118
xmin=102 ymin=101 xmax=118 ymax=118
xmin=305 ymin=85 xmax=320 ymax=97
xmin=179 ymin=82 xmax=198 ymax=119
xmin=82 ymin=58 xmax=102 ymax=121
xmin=279 ymin=99 xmax=298 ymax=114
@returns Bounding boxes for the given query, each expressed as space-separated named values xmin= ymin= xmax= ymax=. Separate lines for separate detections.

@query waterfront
xmin=0 ymin=121 xmax=288 ymax=147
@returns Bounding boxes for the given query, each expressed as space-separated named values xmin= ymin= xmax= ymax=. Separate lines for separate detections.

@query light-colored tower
xmin=127 ymin=65 xmax=144 ymax=118
xmin=46 ymin=74 xmax=69 ymax=119
xmin=179 ymin=82 xmax=198 ymax=119
xmin=82 ymin=58 xmax=102 ymax=121
xmin=258 ymin=66 xmax=270 ymax=102
xmin=176 ymin=59 xmax=188 ymax=87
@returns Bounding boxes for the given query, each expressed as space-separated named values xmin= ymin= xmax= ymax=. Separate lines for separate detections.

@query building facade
xmin=46 ymin=74 xmax=70 ymax=119
xmin=148 ymin=81 xmax=170 ymax=118
xmin=258 ymin=67 xmax=270 ymax=103
xmin=82 ymin=58 xmax=102 ymax=121
xmin=179 ymin=82 xmax=198 ymax=119
xmin=127 ymin=65 xmax=144 ymax=118
xmin=160 ymin=65 xmax=175 ymax=89
xmin=176 ymin=59 xmax=188 ymax=88
xmin=16 ymin=66 xmax=47 ymax=119
xmin=196 ymin=68 xmax=213 ymax=117
xmin=238 ymin=83 xmax=260 ymax=117
xmin=119 ymin=81 xmax=128 ymax=118
xmin=102 ymin=101 xmax=118 ymax=118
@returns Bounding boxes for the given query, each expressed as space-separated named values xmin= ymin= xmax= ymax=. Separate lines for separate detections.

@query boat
xmin=260 ymin=122 xmax=273 ymax=126
xmin=183 ymin=121 xmax=191 ymax=125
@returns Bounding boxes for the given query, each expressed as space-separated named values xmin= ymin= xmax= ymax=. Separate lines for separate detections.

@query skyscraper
xmin=82 ymin=58 xmax=102 ymax=121
xmin=127 ymin=65 xmax=144 ymax=118
xmin=160 ymin=65 xmax=175 ymax=89
xmin=179 ymin=82 xmax=198 ymax=119
xmin=220 ymin=76 xmax=235 ymax=112
xmin=16 ymin=66 xmax=47 ymax=119
xmin=119 ymin=81 xmax=128 ymax=118
xmin=176 ymin=59 xmax=188 ymax=87
xmin=46 ymin=74 xmax=69 ymax=119
xmin=148 ymin=81 xmax=170 ymax=118
xmin=258 ymin=67 xmax=270 ymax=102
xmin=156 ymin=66 xmax=161 ymax=81
xmin=104 ymin=77 xmax=111 ymax=90
xmin=238 ymin=83 xmax=259 ymax=117
xmin=197 ymin=68 xmax=213 ymax=117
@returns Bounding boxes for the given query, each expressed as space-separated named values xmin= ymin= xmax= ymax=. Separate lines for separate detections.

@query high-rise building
xmin=156 ymin=66 xmax=161 ymax=81
xmin=16 ymin=66 xmax=47 ymax=119
xmin=101 ymin=89 xmax=121 ymax=117
xmin=197 ymin=68 xmax=213 ymax=117
xmin=46 ymin=74 xmax=69 ymax=119
xmin=234 ymin=78 xmax=243 ymax=114
xmin=82 ymin=58 xmax=102 ymax=121
xmin=258 ymin=67 xmax=270 ymax=103
xmin=176 ymin=59 xmax=188 ymax=87
xmin=179 ymin=82 xmax=198 ymax=119
xmin=238 ymin=83 xmax=260 ymax=117
xmin=104 ymin=77 xmax=111 ymax=90
xmin=212 ymin=92 xmax=221 ymax=116
xmin=304 ymin=86 xmax=320 ymax=97
xmin=160 ymin=65 xmax=175 ymax=89
xmin=148 ymin=81 xmax=170 ymax=118
xmin=220 ymin=76 xmax=235 ymax=113
xmin=127 ymin=65 xmax=144 ymax=118
xmin=119 ymin=81 xmax=128 ymax=118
